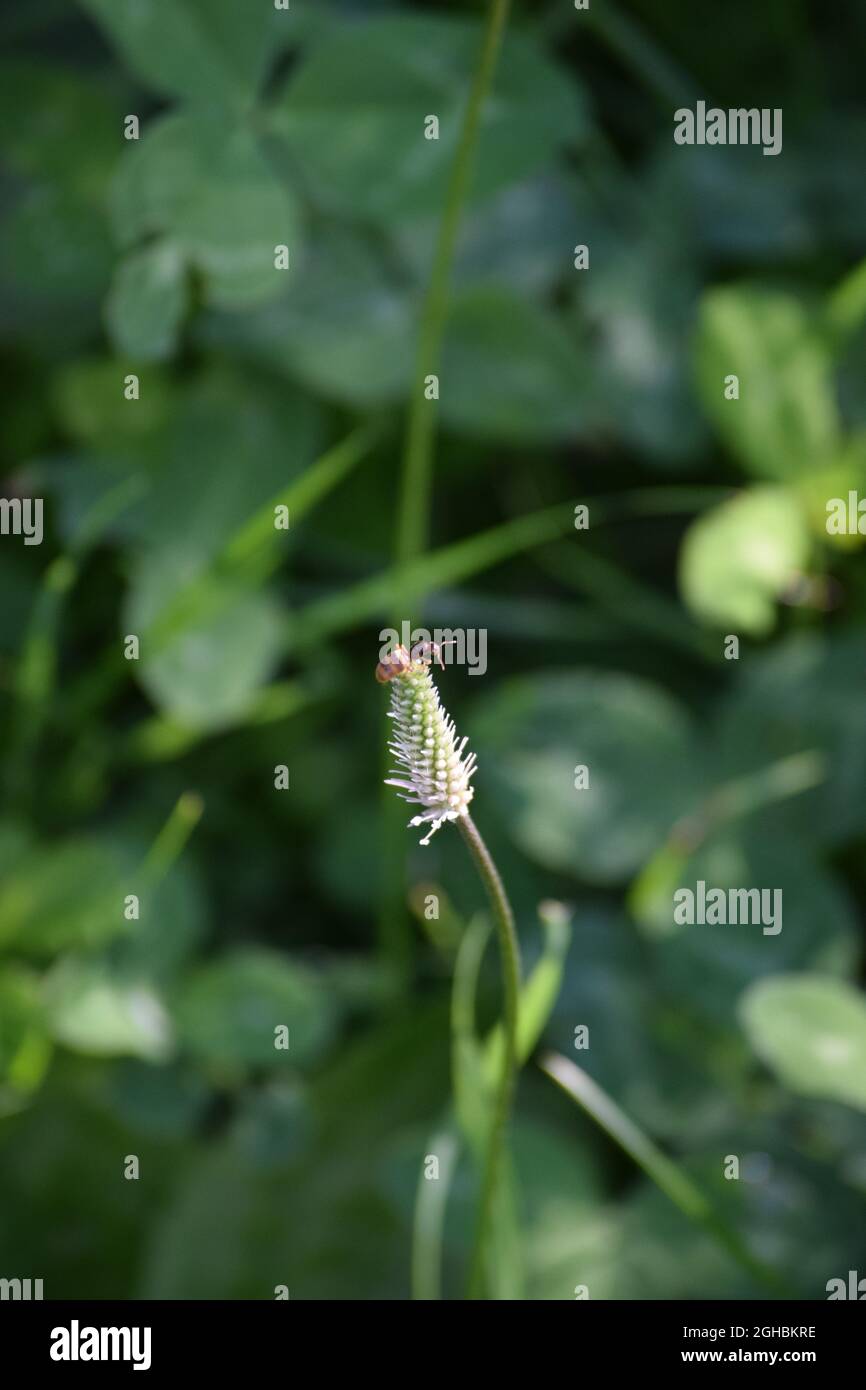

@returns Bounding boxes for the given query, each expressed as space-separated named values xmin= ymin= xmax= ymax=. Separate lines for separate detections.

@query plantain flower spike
xmin=378 ymin=642 xmax=476 ymax=845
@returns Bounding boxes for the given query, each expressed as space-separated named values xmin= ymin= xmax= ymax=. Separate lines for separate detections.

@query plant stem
xmin=457 ymin=811 xmax=522 ymax=1298
xmin=395 ymin=0 xmax=512 ymax=567
xmin=381 ymin=0 xmax=513 ymax=991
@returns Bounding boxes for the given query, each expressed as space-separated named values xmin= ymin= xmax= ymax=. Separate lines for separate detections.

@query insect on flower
xmin=374 ymin=644 xmax=414 ymax=683
xmin=374 ymin=639 xmax=456 ymax=683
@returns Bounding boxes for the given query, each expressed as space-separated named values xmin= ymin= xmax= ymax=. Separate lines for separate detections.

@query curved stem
xmin=457 ymin=811 xmax=522 ymax=1298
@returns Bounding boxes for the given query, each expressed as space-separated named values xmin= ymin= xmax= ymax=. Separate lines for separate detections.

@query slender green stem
xmin=457 ymin=811 xmax=522 ymax=1299
xmin=299 ymin=487 xmax=734 ymax=648
xmin=141 ymin=790 xmax=204 ymax=886
xmin=382 ymin=0 xmax=512 ymax=991
xmin=395 ymin=0 xmax=512 ymax=567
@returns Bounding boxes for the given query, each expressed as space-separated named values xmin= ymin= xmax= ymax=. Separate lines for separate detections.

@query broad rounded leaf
xmin=470 ymin=671 xmax=703 ymax=883
xmin=679 ymin=486 xmax=811 ymax=634
xmin=740 ymin=974 xmax=866 ymax=1111
xmin=176 ymin=950 xmax=337 ymax=1070
xmin=199 ymin=229 xmax=415 ymax=406
xmin=43 ymin=959 xmax=172 ymax=1062
xmin=80 ymin=0 xmax=280 ymax=106
xmin=268 ymin=16 xmax=586 ymax=222
xmin=111 ymin=113 xmax=299 ymax=309
xmin=131 ymin=578 xmax=284 ymax=731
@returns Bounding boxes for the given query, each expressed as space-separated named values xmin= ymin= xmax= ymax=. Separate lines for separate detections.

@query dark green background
xmin=0 ymin=0 xmax=865 ymax=1299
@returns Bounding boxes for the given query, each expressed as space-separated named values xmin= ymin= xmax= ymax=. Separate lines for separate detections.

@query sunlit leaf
xmin=740 ymin=974 xmax=866 ymax=1111
xmin=679 ymin=486 xmax=811 ymax=634
xmin=43 ymin=958 xmax=172 ymax=1061
xmin=695 ymin=286 xmax=839 ymax=479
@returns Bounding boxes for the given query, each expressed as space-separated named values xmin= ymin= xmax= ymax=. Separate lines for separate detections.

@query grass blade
xmin=540 ymin=1050 xmax=789 ymax=1293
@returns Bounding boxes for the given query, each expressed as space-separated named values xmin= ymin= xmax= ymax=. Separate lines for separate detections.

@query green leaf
xmin=451 ymin=914 xmax=492 ymax=1149
xmin=470 ymin=671 xmax=703 ymax=884
xmin=199 ymin=228 xmax=415 ymax=405
xmin=42 ymin=959 xmax=172 ymax=1062
xmin=122 ymin=371 xmax=322 ymax=728
xmin=679 ymin=486 xmax=811 ymax=634
xmin=740 ymin=974 xmax=866 ymax=1111
xmin=105 ymin=241 xmax=188 ymax=361
xmin=791 ymin=441 xmax=866 ymax=546
xmin=827 ymin=254 xmax=866 ymax=341
xmin=79 ymin=0 xmax=280 ymax=106
xmin=131 ymin=575 xmax=284 ymax=730
xmin=695 ymin=286 xmax=839 ymax=479
xmin=111 ymin=112 xmax=299 ymax=309
xmin=440 ymin=289 xmax=589 ymax=442
xmin=0 ymin=836 xmax=129 ymax=956
xmin=129 ymin=371 xmax=322 ymax=572
xmin=176 ymin=950 xmax=338 ymax=1072
xmin=411 ymin=1124 xmax=460 ymax=1300
xmin=268 ymin=15 xmax=586 ymax=222
xmin=483 ymin=900 xmax=571 ymax=1083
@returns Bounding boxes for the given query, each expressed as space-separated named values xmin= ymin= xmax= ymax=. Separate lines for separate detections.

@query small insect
xmin=374 ymin=640 xmax=457 ymax=682
xmin=375 ymin=644 xmax=413 ymax=683
xmin=409 ymin=639 xmax=456 ymax=670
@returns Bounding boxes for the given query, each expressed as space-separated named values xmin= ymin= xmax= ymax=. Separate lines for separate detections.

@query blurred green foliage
xmin=0 ymin=0 xmax=865 ymax=1299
